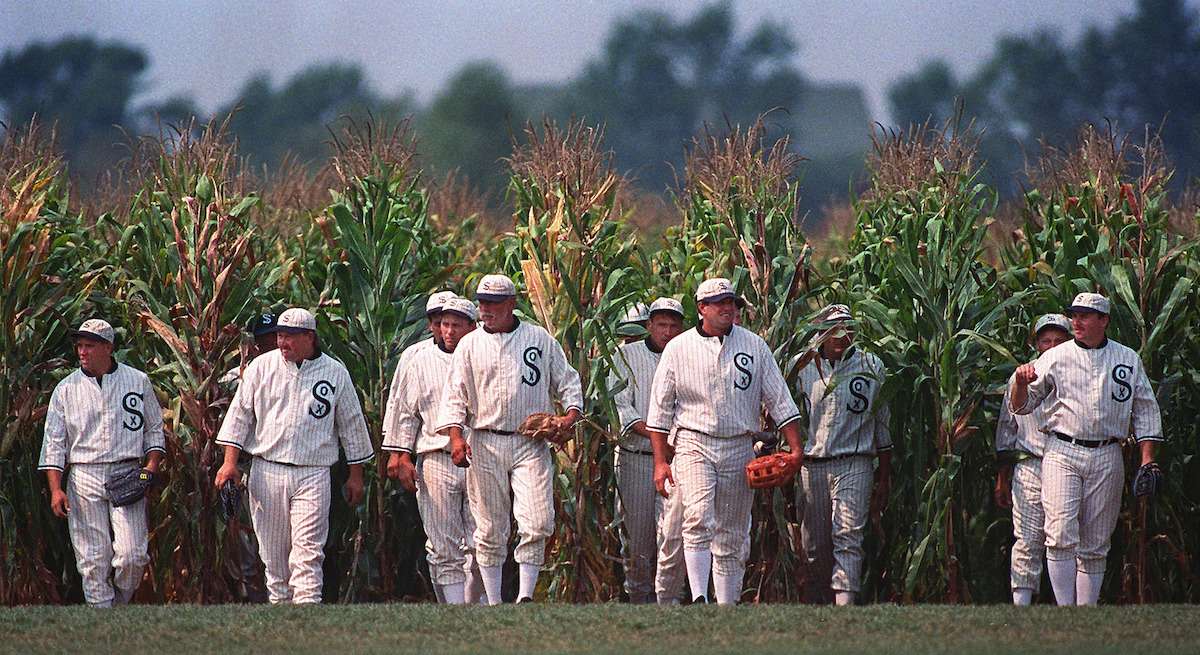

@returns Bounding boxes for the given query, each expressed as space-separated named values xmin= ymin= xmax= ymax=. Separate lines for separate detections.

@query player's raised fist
xmin=1014 ymin=364 xmax=1038 ymax=386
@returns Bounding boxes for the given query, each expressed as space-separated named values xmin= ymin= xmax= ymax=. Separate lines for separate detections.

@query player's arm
xmin=383 ymin=364 xmax=420 ymax=491
xmin=1129 ymin=358 xmax=1163 ymax=467
xmin=46 ymin=468 xmax=69 ymax=518
xmin=548 ymin=338 xmax=585 ymax=431
xmin=648 ymin=427 xmax=675 ymax=498
xmin=333 ymin=370 xmax=374 ymax=505
xmin=994 ymin=379 xmax=1018 ymax=509
xmin=608 ymin=350 xmax=648 ymax=438
xmin=645 ymin=351 xmax=679 ymax=498
xmin=1010 ymin=361 xmax=1052 ymax=415
xmin=437 ymin=349 xmax=473 ymax=467
xmin=214 ymin=366 xmax=257 ymax=487
xmin=40 ymin=387 xmax=70 ymax=517
xmin=213 ymin=444 xmax=242 ymax=489
xmin=141 ymin=377 xmax=167 ymax=474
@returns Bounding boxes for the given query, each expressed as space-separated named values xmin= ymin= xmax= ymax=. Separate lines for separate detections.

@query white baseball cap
xmin=73 ymin=318 xmax=114 ymax=343
xmin=816 ymin=304 xmax=853 ymax=324
xmin=426 ymin=291 xmax=458 ymax=316
xmin=1033 ymin=313 xmax=1071 ymax=336
xmin=649 ymin=297 xmax=685 ymax=318
xmin=619 ymin=303 xmax=650 ymax=325
xmin=1067 ymin=292 xmax=1110 ymax=315
xmin=442 ymin=297 xmax=479 ymax=322
xmin=475 ymin=274 xmax=516 ymax=302
xmin=696 ymin=278 xmax=736 ymax=303
xmin=277 ymin=307 xmax=317 ymax=333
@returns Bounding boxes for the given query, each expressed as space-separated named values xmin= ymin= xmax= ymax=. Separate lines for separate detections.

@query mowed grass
xmin=1 ymin=603 xmax=1198 ymax=654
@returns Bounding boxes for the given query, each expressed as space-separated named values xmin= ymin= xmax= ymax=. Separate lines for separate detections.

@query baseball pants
xmin=675 ymin=431 xmax=755 ymax=580
xmin=655 ymin=460 xmax=686 ymax=604
xmin=467 ymin=430 xmax=553 ymax=568
xmin=66 ymin=461 xmax=149 ymax=607
xmin=417 ymin=450 xmax=476 ymax=586
xmin=615 ymin=447 xmax=658 ymax=603
xmin=798 ymin=456 xmax=872 ymax=602
xmin=248 ymin=459 xmax=331 ymax=604
xmin=1010 ymin=458 xmax=1045 ymax=592
xmin=1041 ymin=437 xmax=1123 ymax=574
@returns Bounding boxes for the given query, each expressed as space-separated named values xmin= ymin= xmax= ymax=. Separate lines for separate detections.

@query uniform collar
xmin=483 ymin=318 xmax=521 ymax=334
xmin=1074 ymin=337 xmax=1108 ymax=350
xmin=82 ymin=357 xmax=119 ymax=385
xmin=696 ymin=322 xmax=733 ymax=340
xmin=644 ymin=337 xmax=664 ymax=354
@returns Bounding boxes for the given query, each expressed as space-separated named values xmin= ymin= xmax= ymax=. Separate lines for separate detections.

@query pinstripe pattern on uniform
xmin=797 ymin=457 xmax=872 ymax=599
xmin=466 ymin=430 xmax=554 ymax=568
xmin=416 ymin=451 xmax=476 ymax=586
xmin=216 ymin=350 xmax=374 ymax=465
xmin=39 ymin=364 xmax=166 ymax=471
xmin=795 ymin=348 xmax=891 ymax=458
xmin=382 ymin=338 xmax=436 ymax=453
xmin=248 ymin=460 xmax=330 ymax=604
xmin=997 ymin=369 xmax=1049 ymax=592
xmin=383 ymin=342 xmax=463 ymax=455
xmin=436 ymin=320 xmax=583 ymax=434
xmin=1041 ymin=436 xmax=1124 ymax=573
xmin=673 ymin=430 xmax=756 ymax=577
xmin=66 ymin=461 xmax=150 ymax=606
xmin=610 ymin=340 xmax=660 ymax=449
xmin=654 ymin=458 xmax=686 ymax=604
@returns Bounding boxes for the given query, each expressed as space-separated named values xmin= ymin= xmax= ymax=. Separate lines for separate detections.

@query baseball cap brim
xmin=698 ymin=292 xmax=737 ymax=303
xmin=443 ymin=308 xmax=475 ymax=321
xmin=649 ymin=308 xmax=684 ymax=319
xmin=475 ymin=293 xmax=513 ymax=302
xmin=71 ymin=330 xmax=112 ymax=343
xmin=276 ymin=325 xmax=314 ymax=334
xmin=1066 ymin=306 xmax=1104 ymax=316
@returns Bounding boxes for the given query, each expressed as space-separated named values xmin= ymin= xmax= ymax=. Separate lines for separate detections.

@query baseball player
xmin=995 ymin=313 xmax=1071 ymax=605
xmin=616 ymin=302 xmax=650 ymax=343
xmin=1010 ymin=293 xmax=1162 ymax=605
xmin=383 ymin=297 xmax=486 ymax=605
xmin=437 ymin=274 xmax=584 ymax=604
xmin=39 ymin=319 xmax=165 ymax=607
xmin=608 ymin=297 xmax=685 ymax=604
xmin=647 ymin=278 xmax=803 ymax=605
xmin=213 ymin=307 xmax=374 ymax=604
xmin=794 ymin=304 xmax=892 ymax=606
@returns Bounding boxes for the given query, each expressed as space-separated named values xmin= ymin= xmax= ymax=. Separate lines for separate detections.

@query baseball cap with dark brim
xmin=1066 ymin=292 xmax=1110 ymax=316
xmin=1033 ymin=313 xmax=1071 ymax=336
xmin=276 ymin=307 xmax=317 ymax=333
xmin=248 ymin=313 xmax=278 ymax=337
xmin=649 ymin=297 xmax=685 ymax=319
xmin=72 ymin=318 xmax=115 ymax=343
xmin=475 ymin=274 xmax=517 ymax=302
xmin=442 ymin=297 xmax=479 ymax=322
xmin=696 ymin=278 xmax=737 ymax=303
xmin=426 ymin=291 xmax=458 ymax=316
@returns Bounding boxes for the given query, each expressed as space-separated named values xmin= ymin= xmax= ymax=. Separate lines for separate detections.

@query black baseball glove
xmin=220 ymin=480 xmax=243 ymax=520
xmin=1132 ymin=462 xmax=1165 ymax=497
xmin=105 ymin=468 xmax=159 ymax=507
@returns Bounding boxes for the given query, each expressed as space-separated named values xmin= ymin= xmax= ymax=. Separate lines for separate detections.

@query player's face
xmin=428 ymin=314 xmax=444 ymax=345
xmin=478 ymin=296 xmax=516 ymax=331
xmin=75 ymin=336 xmax=114 ymax=376
xmin=1034 ymin=327 xmax=1071 ymax=355
xmin=276 ymin=330 xmax=316 ymax=363
xmin=646 ymin=312 xmax=684 ymax=350
xmin=254 ymin=331 xmax=278 ymax=353
xmin=1070 ymin=311 xmax=1109 ymax=347
xmin=698 ymin=297 xmax=738 ymax=334
xmin=819 ymin=325 xmax=854 ymax=360
xmin=440 ymin=314 xmax=476 ymax=351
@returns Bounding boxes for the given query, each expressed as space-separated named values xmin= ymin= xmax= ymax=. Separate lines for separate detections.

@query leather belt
xmin=803 ymin=452 xmax=865 ymax=463
xmin=478 ymin=428 xmax=516 ymax=436
xmin=618 ymin=445 xmax=655 ymax=456
xmin=1054 ymin=432 xmax=1119 ymax=448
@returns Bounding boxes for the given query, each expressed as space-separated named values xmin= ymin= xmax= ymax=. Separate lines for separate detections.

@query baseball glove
xmin=746 ymin=452 xmax=801 ymax=489
xmin=220 ymin=480 xmax=243 ymax=520
xmin=519 ymin=412 xmax=571 ymax=445
xmin=105 ymin=468 xmax=159 ymax=507
xmin=1132 ymin=462 xmax=1165 ymax=497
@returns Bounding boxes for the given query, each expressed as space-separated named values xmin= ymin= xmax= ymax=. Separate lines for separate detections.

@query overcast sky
xmin=1 ymin=0 xmax=1166 ymax=122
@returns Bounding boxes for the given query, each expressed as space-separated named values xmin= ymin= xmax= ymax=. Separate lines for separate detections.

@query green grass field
xmin=1 ymin=604 xmax=1198 ymax=654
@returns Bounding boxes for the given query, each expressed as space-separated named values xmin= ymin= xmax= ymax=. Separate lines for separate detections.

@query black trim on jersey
xmin=696 ymin=322 xmax=732 ymax=339
xmin=1074 ymin=337 xmax=1109 ymax=349
xmin=645 ymin=338 xmax=664 ymax=354
xmin=437 ymin=341 xmax=454 ymax=354
xmin=484 ymin=318 xmax=521 ymax=334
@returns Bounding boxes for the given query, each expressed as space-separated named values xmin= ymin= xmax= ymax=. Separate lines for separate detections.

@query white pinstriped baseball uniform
xmin=216 ymin=349 xmax=374 ymax=604
xmin=382 ymin=341 xmax=479 ymax=593
xmin=437 ymin=319 xmax=583 ymax=571
xmin=609 ymin=339 xmax=664 ymax=603
xmin=646 ymin=323 xmax=800 ymax=602
xmin=655 ymin=456 xmax=686 ymax=604
xmin=795 ymin=347 xmax=891 ymax=601
xmin=39 ymin=362 xmax=166 ymax=607
xmin=997 ymin=367 xmax=1050 ymax=595
xmin=1016 ymin=338 xmax=1161 ymax=586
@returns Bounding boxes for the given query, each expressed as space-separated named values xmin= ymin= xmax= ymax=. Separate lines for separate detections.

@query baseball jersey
xmin=383 ymin=342 xmax=468 ymax=455
xmin=39 ymin=363 xmax=166 ymax=471
xmin=1016 ymin=338 xmax=1161 ymax=443
xmin=609 ymin=339 xmax=662 ymax=450
xmin=216 ymin=350 xmax=374 ymax=465
xmin=996 ymin=366 xmax=1049 ymax=458
xmin=795 ymin=348 xmax=892 ymax=458
xmin=646 ymin=324 xmax=800 ymax=438
xmin=437 ymin=320 xmax=583 ymax=433
xmin=382 ymin=338 xmax=437 ymax=453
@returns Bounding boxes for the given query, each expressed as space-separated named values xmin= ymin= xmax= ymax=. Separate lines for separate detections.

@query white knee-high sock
xmin=480 ymin=565 xmax=504 ymax=605
xmin=518 ymin=563 xmax=540 ymax=601
xmin=442 ymin=582 xmax=466 ymax=604
xmin=684 ymin=549 xmax=711 ymax=602
xmin=1012 ymin=588 xmax=1033 ymax=606
xmin=1075 ymin=571 xmax=1104 ymax=606
xmin=466 ymin=566 xmax=487 ymax=604
xmin=835 ymin=591 xmax=855 ymax=606
xmin=713 ymin=572 xmax=742 ymax=605
xmin=433 ymin=583 xmax=446 ymax=604
xmin=1046 ymin=558 xmax=1076 ymax=606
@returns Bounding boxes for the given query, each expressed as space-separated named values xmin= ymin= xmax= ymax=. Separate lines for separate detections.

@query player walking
xmin=214 ymin=307 xmax=374 ymax=604
xmin=40 ymin=319 xmax=165 ymax=607
xmin=1010 ymin=293 xmax=1162 ymax=605
xmin=437 ymin=274 xmax=584 ymax=604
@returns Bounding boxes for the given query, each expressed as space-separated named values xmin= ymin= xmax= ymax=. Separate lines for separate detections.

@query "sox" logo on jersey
xmin=846 ymin=376 xmax=871 ymax=414
xmin=310 ymin=380 xmax=335 ymax=418
xmin=122 ymin=392 xmax=145 ymax=430
xmin=522 ymin=346 xmax=543 ymax=386
xmin=1111 ymin=364 xmax=1133 ymax=402
xmin=733 ymin=352 xmax=754 ymax=390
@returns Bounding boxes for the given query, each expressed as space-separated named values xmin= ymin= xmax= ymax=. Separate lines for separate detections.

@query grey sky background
xmin=1 ymin=0 xmax=1165 ymax=122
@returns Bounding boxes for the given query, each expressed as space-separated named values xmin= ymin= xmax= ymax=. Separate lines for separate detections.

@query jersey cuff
xmin=621 ymin=419 xmax=643 ymax=434
xmin=646 ymin=425 xmax=671 ymax=435
xmin=435 ymin=423 xmax=465 ymax=434
xmin=876 ymin=445 xmax=893 ymax=453
xmin=214 ymin=438 xmax=244 ymax=450
xmin=38 ymin=464 xmax=65 ymax=472
xmin=775 ymin=414 xmax=801 ymax=428
xmin=346 ymin=453 xmax=375 ymax=465
xmin=1134 ymin=435 xmax=1164 ymax=443
xmin=144 ymin=446 xmax=166 ymax=455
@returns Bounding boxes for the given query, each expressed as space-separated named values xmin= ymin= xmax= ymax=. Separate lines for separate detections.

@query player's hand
xmin=994 ymin=468 xmax=1013 ymax=510
xmin=871 ymin=470 xmax=891 ymax=513
xmin=654 ymin=462 xmax=675 ymax=499
xmin=344 ymin=472 xmax=365 ymax=506
xmin=450 ymin=435 xmax=471 ymax=468
xmin=1014 ymin=364 xmax=1038 ymax=387
xmin=387 ymin=453 xmax=418 ymax=492
xmin=214 ymin=462 xmax=240 ymax=490
xmin=49 ymin=488 xmax=70 ymax=518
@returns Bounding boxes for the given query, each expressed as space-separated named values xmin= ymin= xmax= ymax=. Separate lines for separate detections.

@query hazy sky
xmin=1 ymin=0 xmax=1162 ymax=122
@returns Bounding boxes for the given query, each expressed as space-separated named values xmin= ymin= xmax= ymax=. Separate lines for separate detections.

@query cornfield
xmin=1 ymin=113 xmax=1196 ymax=605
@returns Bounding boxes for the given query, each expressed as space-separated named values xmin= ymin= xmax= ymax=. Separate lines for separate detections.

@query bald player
xmin=647 ymin=278 xmax=803 ymax=605
xmin=383 ymin=297 xmax=486 ymax=604
xmin=40 ymin=319 xmax=165 ymax=607
xmin=214 ymin=308 xmax=374 ymax=604
xmin=794 ymin=304 xmax=891 ymax=606
xmin=995 ymin=313 xmax=1071 ymax=605
xmin=1010 ymin=293 xmax=1162 ymax=605
xmin=438 ymin=274 xmax=584 ymax=604
xmin=609 ymin=297 xmax=685 ymax=604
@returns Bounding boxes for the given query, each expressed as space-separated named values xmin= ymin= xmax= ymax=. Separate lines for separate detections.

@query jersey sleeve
xmin=548 ymin=335 xmax=584 ymax=414
xmin=645 ymin=347 xmax=678 ymax=434
xmin=215 ymin=364 xmax=257 ymax=450
xmin=995 ymin=374 xmax=1020 ymax=452
xmin=382 ymin=362 xmax=420 ymax=454
xmin=1129 ymin=359 xmax=1163 ymax=442
xmin=38 ymin=383 xmax=69 ymax=471
xmin=381 ymin=358 xmax=409 ymax=452
xmin=609 ymin=347 xmax=641 ymax=433
xmin=871 ymin=362 xmax=892 ymax=451
xmin=334 ymin=368 xmax=374 ymax=465
xmin=436 ymin=345 xmax=471 ymax=433
xmin=1015 ymin=357 xmax=1055 ymax=415
xmin=759 ymin=340 xmax=801 ymax=428
xmin=140 ymin=374 xmax=166 ymax=456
